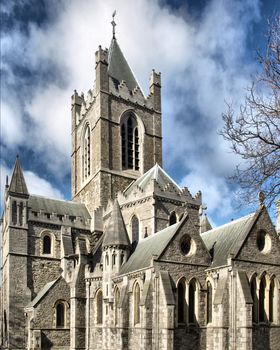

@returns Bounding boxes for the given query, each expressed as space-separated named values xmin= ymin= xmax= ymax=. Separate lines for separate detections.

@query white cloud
xmin=1 ymin=0 xmax=263 ymax=223
xmin=0 ymin=162 xmax=64 ymax=206
xmin=0 ymin=102 xmax=25 ymax=147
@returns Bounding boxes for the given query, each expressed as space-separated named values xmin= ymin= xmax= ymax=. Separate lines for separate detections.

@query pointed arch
xmin=82 ymin=123 xmax=91 ymax=181
xmin=120 ymin=112 xmax=141 ymax=171
xmin=169 ymin=212 xmax=177 ymax=226
xmin=131 ymin=215 xmax=139 ymax=243
xmin=177 ymin=278 xmax=186 ymax=324
xmin=114 ymin=286 xmax=120 ymax=325
xmin=189 ymin=279 xmax=197 ymax=323
xmin=96 ymin=289 xmax=103 ymax=324
xmin=250 ymin=274 xmax=258 ymax=323
xmin=259 ymin=275 xmax=267 ymax=322
xmin=206 ymin=281 xmax=213 ymax=324
xmin=133 ymin=282 xmax=140 ymax=325
xmin=269 ymin=277 xmax=276 ymax=322
xmin=12 ymin=200 xmax=17 ymax=224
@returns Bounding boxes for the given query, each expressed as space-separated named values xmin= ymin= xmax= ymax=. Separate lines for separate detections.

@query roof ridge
xmin=201 ymin=212 xmax=255 ymax=236
xmin=140 ymin=221 xmax=181 ymax=243
xmin=30 ymin=194 xmax=84 ymax=205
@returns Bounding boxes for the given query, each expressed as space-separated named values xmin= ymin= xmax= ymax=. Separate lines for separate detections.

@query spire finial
xmin=111 ymin=10 xmax=117 ymax=39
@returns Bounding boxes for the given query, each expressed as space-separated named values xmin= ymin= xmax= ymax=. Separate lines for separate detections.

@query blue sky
xmin=1 ymin=0 xmax=279 ymax=226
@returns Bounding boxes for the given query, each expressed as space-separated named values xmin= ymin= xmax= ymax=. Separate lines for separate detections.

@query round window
xmin=256 ymin=230 xmax=271 ymax=253
xmin=180 ymin=235 xmax=195 ymax=256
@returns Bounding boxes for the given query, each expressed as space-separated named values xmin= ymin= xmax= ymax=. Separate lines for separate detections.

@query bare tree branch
xmin=220 ymin=16 xmax=280 ymax=208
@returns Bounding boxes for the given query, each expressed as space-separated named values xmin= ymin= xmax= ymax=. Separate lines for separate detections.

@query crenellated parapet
xmin=28 ymin=208 xmax=91 ymax=229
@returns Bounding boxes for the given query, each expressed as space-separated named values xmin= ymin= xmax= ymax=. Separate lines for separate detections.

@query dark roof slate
xmin=29 ymin=195 xmax=91 ymax=219
xmin=119 ymin=221 xmax=180 ymax=274
xmin=201 ymin=213 xmax=256 ymax=268
xmin=9 ymin=157 xmax=29 ymax=195
xmin=108 ymin=38 xmax=139 ymax=91
xmin=102 ymin=199 xmax=130 ymax=247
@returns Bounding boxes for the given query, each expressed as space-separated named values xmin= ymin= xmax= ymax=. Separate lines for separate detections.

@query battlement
xmin=149 ymin=69 xmax=161 ymax=87
xmin=95 ymin=45 xmax=109 ymax=64
xmin=28 ymin=209 xmax=91 ymax=229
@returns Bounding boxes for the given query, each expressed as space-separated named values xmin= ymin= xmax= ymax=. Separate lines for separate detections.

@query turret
xmin=102 ymin=199 xmax=131 ymax=300
xmin=95 ymin=45 xmax=109 ymax=92
xmin=7 ymin=156 xmax=29 ymax=228
xmin=149 ymin=69 xmax=161 ymax=112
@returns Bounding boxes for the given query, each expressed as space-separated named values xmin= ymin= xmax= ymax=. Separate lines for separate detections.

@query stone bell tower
xmin=71 ymin=17 xmax=162 ymax=214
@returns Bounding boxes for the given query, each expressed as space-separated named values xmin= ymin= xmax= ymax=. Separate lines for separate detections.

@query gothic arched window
xmin=169 ymin=212 xmax=177 ymax=226
xmin=114 ymin=287 xmax=120 ymax=325
xmin=259 ymin=276 xmax=266 ymax=322
xmin=206 ymin=281 xmax=213 ymax=324
xmin=12 ymin=200 xmax=17 ymax=224
xmin=134 ymin=282 xmax=140 ymax=325
xmin=96 ymin=290 xmax=103 ymax=324
xmin=131 ymin=215 xmax=139 ymax=243
xmin=177 ymin=279 xmax=186 ymax=323
xmin=83 ymin=124 xmax=91 ymax=180
xmin=43 ymin=235 xmax=51 ymax=254
xmin=250 ymin=276 xmax=258 ymax=323
xmin=121 ymin=113 xmax=140 ymax=171
xmin=56 ymin=302 xmax=65 ymax=328
xmin=189 ymin=280 xmax=196 ymax=323
xmin=269 ymin=278 xmax=275 ymax=322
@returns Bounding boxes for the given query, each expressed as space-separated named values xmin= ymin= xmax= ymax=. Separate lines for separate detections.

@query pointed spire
xmin=103 ymin=199 xmax=130 ymax=248
xmin=200 ymin=214 xmax=212 ymax=234
xmin=9 ymin=156 xmax=29 ymax=196
xmin=107 ymin=36 xmax=139 ymax=91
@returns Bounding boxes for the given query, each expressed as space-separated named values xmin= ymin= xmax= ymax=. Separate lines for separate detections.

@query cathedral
xmin=1 ymin=19 xmax=280 ymax=350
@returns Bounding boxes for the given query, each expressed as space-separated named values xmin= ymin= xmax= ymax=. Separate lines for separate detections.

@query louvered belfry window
xmin=83 ymin=125 xmax=90 ymax=180
xmin=121 ymin=113 xmax=140 ymax=171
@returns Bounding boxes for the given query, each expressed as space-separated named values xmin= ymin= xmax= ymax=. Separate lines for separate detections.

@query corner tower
xmin=71 ymin=20 xmax=162 ymax=214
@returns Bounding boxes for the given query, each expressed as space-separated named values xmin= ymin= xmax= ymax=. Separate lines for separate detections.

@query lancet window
xmin=134 ymin=282 xmax=140 ymax=325
xmin=121 ymin=113 xmax=140 ymax=171
xmin=83 ymin=125 xmax=91 ymax=180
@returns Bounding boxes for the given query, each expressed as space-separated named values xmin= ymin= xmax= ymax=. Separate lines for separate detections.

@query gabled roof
xmin=108 ymin=38 xmax=139 ymax=91
xmin=26 ymin=277 xmax=60 ymax=309
xmin=29 ymin=195 xmax=91 ymax=219
xmin=103 ymin=199 xmax=130 ymax=247
xmin=9 ymin=156 xmax=29 ymax=195
xmin=119 ymin=221 xmax=181 ymax=274
xmin=124 ymin=164 xmax=182 ymax=197
xmin=201 ymin=213 xmax=256 ymax=268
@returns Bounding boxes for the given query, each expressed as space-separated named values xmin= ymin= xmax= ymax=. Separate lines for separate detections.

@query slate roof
xmin=26 ymin=277 xmax=60 ymax=308
xmin=124 ymin=164 xmax=182 ymax=197
xmin=9 ymin=156 xmax=29 ymax=195
xmin=108 ymin=38 xmax=139 ymax=91
xmin=103 ymin=199 xmax=130 ymax=247
xmin=119 ymin=221 xmax=180 ymax=274
xmin=201 ymin=213 xmax=256 ymax=268
xmin=29 ymin=195 xmax=91 ymax=219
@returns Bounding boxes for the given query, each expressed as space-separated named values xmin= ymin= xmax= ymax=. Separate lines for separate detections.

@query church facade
xmin=1 ymin=26 xmax=280 ymax=350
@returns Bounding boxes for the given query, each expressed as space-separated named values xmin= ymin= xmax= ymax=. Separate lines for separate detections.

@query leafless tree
xmin=220 ymin=16 xmax=280 ymax=208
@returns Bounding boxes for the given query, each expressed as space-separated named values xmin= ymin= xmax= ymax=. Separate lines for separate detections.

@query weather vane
xmin=111 ymin=10 xmax=117 ymax=39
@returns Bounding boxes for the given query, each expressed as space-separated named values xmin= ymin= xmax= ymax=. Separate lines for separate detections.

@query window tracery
xmin=121 ymin=113 xmax=140 ymax=171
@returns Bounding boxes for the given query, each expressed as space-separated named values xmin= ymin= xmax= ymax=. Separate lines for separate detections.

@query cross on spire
xmin=111 ymin=10 xmax=117 ymax=39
